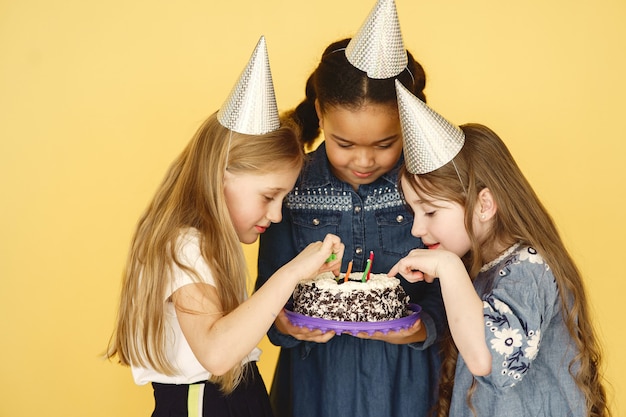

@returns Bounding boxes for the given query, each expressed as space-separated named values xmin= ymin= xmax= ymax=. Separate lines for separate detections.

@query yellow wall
xmin=1 ymin=0 xmax=624 ymax=415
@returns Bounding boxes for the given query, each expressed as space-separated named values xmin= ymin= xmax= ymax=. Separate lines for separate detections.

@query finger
xmin=410 ymin=318 xmax=422 ymax=331
xmin=333 ymin=242 xmax=345 ymax=262
xmin=322 ymin=233 xmax=340 ymax=249
xmin=294 ymin=329 xmax=335 ymax=342
xmin=317 ymin=236 xmax=337 ymax=262
xmin=402 ymin=270 xmax=425 ymax=283
xmin=315 ymin=331 xmax=336 ymax=343
xmin=423 ymin=273 xmax=438 ymax=283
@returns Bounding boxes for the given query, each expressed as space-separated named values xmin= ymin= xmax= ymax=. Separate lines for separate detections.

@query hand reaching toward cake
xmin=278 ymin=234 xmax=345 ymax=284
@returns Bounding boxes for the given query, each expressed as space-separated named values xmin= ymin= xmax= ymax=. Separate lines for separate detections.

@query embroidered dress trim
xmin=479 ymin=242 xmax=521 ymax=273
xmin=286 ymin=185 xmax=404 ymax=211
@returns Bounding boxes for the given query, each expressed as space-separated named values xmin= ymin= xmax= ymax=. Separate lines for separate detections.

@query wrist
xmin=438 ymin=251 xmax=465 ymax=279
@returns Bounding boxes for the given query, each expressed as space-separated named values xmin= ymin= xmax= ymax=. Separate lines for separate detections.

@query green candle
xmin=361 ymin=259 xmax=372 ymax=283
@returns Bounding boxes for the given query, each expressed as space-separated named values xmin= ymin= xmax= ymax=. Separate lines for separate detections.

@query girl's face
xmin=318 ymin=102 xmax=403 ymax=190
xmin=224 ymin=167 xmax=299 ymax=244
xmin=400 ymin=176 xmax=472 ymax=258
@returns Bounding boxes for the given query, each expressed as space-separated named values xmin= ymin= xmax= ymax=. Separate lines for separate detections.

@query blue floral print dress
xmin=449 ymin=244 xmax=587 ymax=416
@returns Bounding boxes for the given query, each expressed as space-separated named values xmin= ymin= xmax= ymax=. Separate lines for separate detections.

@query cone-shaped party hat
xmin=345 ymin=0 xmax=407 ymax=79
xmin=217 ymin=36 xmax=280 ymax=135
xmin=395 ymin=80 xmax=465 ymax=174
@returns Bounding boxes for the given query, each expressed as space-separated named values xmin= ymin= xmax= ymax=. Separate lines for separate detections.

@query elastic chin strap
xmin=329 ymin=47 xmax=414 ymax=86
xmin=224 ymin=129 xmax=233 ymax=171
xmin=451 ymin=159 xmax=467 ymax=194
xmin=405 ymin=67 xmax=415 ymax=87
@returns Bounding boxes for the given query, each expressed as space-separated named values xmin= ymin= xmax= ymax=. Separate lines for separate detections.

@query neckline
xmin=479 ymin=242 xmax=522 ymax=273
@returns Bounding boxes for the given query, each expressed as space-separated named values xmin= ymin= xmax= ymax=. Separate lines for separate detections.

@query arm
xmin=405 ymin=278 xmax=447 ymax=348
xmin=389 ymin=249 xmax=492 ymax=376
xmin=176 ymin=234 xmax=343 ymax=376
xmin=256 ymin=205 xmax=337 ymax=346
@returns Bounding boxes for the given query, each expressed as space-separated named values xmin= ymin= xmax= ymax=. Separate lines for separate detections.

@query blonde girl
xmin=107 ymin=37 xmax=344 ymax=417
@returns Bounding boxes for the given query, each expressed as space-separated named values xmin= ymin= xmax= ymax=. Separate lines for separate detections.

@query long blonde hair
xmin=107 ymin=112 xmax=303 ymax=393
xmin=401 ymin=123 xmax=610 ymax=417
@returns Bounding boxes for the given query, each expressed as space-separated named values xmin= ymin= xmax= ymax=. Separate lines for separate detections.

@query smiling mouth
xmin=426 ymin=243 xmax=440 ymax=250
xmin=353 ymin=170 xmax=374 ymax=179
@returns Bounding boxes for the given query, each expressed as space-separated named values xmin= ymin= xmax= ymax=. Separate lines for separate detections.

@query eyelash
xmin=337 ymin=143 xmax=392 ymax=149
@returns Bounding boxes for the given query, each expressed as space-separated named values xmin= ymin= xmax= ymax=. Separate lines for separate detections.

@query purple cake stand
xmin=284 ymin=303 xmax=422 ymax=336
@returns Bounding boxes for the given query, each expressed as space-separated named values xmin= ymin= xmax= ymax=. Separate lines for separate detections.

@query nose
xmin=266 ymin=201 xmax=283 ymax=224
xmin=411 ymin=216 xmax=426 ymax=238
xmin=354 ymin=147 xmax=375 ymax=168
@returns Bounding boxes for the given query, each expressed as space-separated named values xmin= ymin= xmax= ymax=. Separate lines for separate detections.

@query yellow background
xmin=1 ymin=0 xmax=624 ymax=415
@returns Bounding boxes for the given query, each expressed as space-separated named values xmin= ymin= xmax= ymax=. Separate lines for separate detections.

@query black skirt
xmin=151 ymin=362 xmax=274 ymax=417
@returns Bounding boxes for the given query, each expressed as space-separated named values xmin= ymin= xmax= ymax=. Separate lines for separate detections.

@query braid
xmin=288 ymin=74 xmax=320 ymax=145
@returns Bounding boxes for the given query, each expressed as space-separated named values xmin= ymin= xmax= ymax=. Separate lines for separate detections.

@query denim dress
xmin=256 ymin=143 xmax=446 ymax=417
xmin=449 ymin=245 xmax=587 ymax=416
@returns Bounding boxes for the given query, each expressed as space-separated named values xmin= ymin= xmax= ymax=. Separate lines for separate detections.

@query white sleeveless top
xmin=132 ymin=228 xmax=261 ymax=385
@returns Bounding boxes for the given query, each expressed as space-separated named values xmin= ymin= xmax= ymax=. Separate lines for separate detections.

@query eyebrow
xmin=417 ymin=199 xmax=449 ymax=209
xmin=331 ymin=133 xmax=400 ymax=144
xmin=409 ymin=194 xmax=434 ymax=204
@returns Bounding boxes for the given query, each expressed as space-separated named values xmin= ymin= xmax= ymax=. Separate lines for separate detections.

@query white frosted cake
xmin=292 ymin=271 xmax=409 ymax=322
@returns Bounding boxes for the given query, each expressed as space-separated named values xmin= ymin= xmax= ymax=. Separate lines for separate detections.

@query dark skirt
xmin=151 ymin=362 xmax=274 ymax=417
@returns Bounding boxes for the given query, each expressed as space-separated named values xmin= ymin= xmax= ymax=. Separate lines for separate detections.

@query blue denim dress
xmin=256 ymin=144 xmax=446 ymax=417
xmin=449 ymin=245 xmax=587 ymax=416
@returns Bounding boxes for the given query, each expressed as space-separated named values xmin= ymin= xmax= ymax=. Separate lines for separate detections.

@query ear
xmin=314 ymin=99 xmax=324 ymax=130
xmin=476 ymin=187 xmax=497 ymax=222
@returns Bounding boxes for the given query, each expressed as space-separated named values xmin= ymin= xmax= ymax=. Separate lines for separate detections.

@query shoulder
xmin=487 ymin=246 xmax=558 ymax=311
xmin=297 ymin=145 xmax=333 ymax=188
xmin=170 ymin=228 xmax=215 ymax=292
xmin=175 ymin=227 xmax=202 ymax=260
xmin=502 ymin=246 xmax=553 ymax=282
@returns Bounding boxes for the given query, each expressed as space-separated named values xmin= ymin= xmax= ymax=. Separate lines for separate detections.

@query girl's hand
xmin=274 ymin=309 xmax=335 ymax=343
xmin=282 ymin=234 xmax=344 ymax=282
xmin=388 ymin=248 xmax=458 ymax=283
xmin=354 ymin=318 xmax=425 ymax=344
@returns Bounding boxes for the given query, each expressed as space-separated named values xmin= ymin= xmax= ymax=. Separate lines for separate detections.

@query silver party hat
xmin=395 ymin=80 xmax=465 ymax=174
xmin=217 ymin=36 xmax=280 ymax=135
xmin=345 ymin=0 xmax=407 ymax=79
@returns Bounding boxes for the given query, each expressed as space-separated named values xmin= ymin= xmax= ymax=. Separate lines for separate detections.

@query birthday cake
xmin=292 ymin=271 xmax=410 ymax=322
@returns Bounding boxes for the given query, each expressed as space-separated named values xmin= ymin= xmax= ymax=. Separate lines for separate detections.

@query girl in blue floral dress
xmin=389 ymin=84 xmax=610 ymax=417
